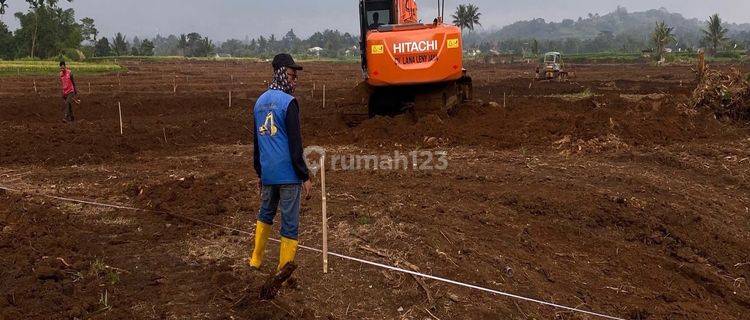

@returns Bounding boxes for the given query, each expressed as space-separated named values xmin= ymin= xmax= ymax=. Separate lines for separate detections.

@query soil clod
xmin=260 ymin=263 xmax=298 ymax=300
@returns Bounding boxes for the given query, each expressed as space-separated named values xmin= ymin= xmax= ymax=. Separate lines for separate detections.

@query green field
xmin=0 ymin=60 xmax=125 ymax=76
xmin=87 ymin=56 xmax=263 ymax=62
xmin=553 ymin=51 xmax=747 ymax=63
xmin=87 ymin=54 xmax=360 ymax=64
xmin=563 ymin=52 xmax=644 ymax=63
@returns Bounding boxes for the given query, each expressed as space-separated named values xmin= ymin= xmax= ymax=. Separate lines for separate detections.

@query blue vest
xmin=254 ymin=89 xmax=301 ymax=185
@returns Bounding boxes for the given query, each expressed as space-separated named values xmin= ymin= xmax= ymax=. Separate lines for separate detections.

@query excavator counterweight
xmin=344 ymin=0 xmax=472 ymax=123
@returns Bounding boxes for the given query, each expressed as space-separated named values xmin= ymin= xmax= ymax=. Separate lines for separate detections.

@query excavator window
xmin=359 ymin=0 xmax=395 ymax=72
xmin=362 ymin=0 xmax=394 ymax=30
xmin=368 ymin=10 xmax=391 ymax=29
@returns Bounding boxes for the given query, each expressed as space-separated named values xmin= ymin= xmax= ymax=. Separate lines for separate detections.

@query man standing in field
xmin=59 ymin=61 xmax=79 ymax=123
xmin=249 ymin=53 xmax=312 ymax=279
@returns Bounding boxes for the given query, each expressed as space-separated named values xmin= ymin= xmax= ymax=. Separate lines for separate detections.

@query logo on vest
xmin=258 ymin=112 xmax=278 ymax=136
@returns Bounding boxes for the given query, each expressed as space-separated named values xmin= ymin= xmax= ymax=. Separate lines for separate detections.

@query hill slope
xmin=470 ymin=7 xmax=750 ymax=50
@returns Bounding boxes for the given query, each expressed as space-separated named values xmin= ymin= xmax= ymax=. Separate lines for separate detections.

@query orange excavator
xmin=354 ymin=0 xmax=472 ymax=119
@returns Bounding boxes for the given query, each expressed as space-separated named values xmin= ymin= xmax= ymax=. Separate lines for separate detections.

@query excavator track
xmin=410 ymin=75 xmax=473 ymax=118
xmin=341 ymin=76 xmax=473 ymax=127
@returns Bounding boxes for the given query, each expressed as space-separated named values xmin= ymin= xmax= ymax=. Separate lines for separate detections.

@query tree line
xmin=0 ymin=0 xmax=359 ymax=60
xmin=465 ymin=7 xmax=750 ymax=59
xmin=156 ymin=29 xmax=358 ymax=59
xmin=1 ymin=1 xmax=747 ymax=61
xmin=0 ymin=1 xmax=474 ymax=61
xmin=0 ymin=0 xmax=84 ymax=60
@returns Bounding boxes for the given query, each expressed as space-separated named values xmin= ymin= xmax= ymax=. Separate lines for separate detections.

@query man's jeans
xmin=258 ymin=184 xmax=301 ymax=240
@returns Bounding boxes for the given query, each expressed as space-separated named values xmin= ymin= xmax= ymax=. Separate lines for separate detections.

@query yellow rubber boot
xmin=277 ymin=237 xmax=299 ymax=271
xmin=249 ymin=221 xmax=272 ymax=268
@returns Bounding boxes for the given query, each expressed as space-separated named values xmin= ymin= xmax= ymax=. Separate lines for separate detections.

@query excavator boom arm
xmin=396 ymin=0 xmax=418 ymax=24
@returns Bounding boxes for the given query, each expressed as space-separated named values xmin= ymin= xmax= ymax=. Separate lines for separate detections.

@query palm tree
xmin=177 ymin=34 xmax=188 ymax=56
xmin=702 ymin=14 xmax=728 ymax=54
xmin=651 ymin=21 xmax=676 ymax=61
xmin=111 ymin=32 xmax=128 ymax=56
xmin=451 ymin=4 xmax=481 ymax=32
xmin=0 ymin=0 xmax=9 ymax=15
xmin=200 ymin=38 xmax=214 ymax=57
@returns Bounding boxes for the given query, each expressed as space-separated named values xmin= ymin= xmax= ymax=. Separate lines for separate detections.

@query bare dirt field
xmin=1 ymin=59 xmax=749 ymax=320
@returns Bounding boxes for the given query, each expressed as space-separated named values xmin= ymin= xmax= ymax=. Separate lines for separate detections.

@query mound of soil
xmin=0 ymin=193 xmax=128 ymax=319
xmin=348 ymin=94 xmax=733 ymax=150
xmin=131 ymin=173 xmax=253 ymax=218
xmin=0 ymin=187 xmax=304 ymax=320
xmin=691 ymin=68 xmax=750 ymax=121
xmin=554 ymin=133 xmax=630 ymax=155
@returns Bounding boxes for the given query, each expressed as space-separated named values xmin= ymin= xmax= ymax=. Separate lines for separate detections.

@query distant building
xmin=468 ymin=49 xmax=482 ymax=57
xmin=641 ymin=49 xmax=653 ymax=58
xmin=308 ymin=47 xmax=324 ymax=58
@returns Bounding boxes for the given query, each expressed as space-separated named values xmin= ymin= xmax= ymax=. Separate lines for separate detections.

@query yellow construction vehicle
xmin=535 ymin=52 xmax=569 ymax=81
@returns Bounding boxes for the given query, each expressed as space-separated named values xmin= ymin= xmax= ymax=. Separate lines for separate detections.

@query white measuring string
xmin=0 ymin=185 xmax=625 ymax=320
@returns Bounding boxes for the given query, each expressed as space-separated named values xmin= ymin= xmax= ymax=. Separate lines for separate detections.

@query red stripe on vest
xmin=60 ymin=69 xmax=75 ymax=96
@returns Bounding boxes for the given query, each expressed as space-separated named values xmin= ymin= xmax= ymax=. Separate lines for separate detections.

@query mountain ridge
xmin=469 ymin=7 xmax=750 ymax=49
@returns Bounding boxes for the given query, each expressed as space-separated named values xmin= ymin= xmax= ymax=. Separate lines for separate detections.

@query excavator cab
xmin=362 ymin=0 xmax=394 ymax=30
xmin=359 ymin=0 xmax=418 ymax=32
xmin=543 ymin=52 xmax=563 ymax=71
xmin=359 ymin=0 xmax=395 ymax=72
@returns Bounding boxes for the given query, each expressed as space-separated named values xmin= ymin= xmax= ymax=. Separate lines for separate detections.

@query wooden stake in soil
xmin=173 ymin=77 xmax=177 ymax=93
xmin=503 ymin=92 xmax=506 ymax=109
xmin=322 ymin=85 xmax=326 ymax=109
xmin=118 ymin=102 xmax=123 ymax=135
xmin=33 ymin=81 xmax=37 ymax=94
xmin=163 ymin=127 xmax=168 ymax=144
xmin=229 ymin=91 xmax=232 ymax=107
xmin=320 ymin=155 xmax=328 ymax=274
xmin=88 ymin=82 xmax=91 ymax=94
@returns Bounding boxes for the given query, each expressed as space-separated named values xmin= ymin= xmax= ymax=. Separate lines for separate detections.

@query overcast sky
xmin=1 ymin=0 xmax=748 ymax=41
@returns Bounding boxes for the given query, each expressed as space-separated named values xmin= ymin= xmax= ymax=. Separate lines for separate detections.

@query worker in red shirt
xmin=59 ymin=61 xmax=79 ymax=123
